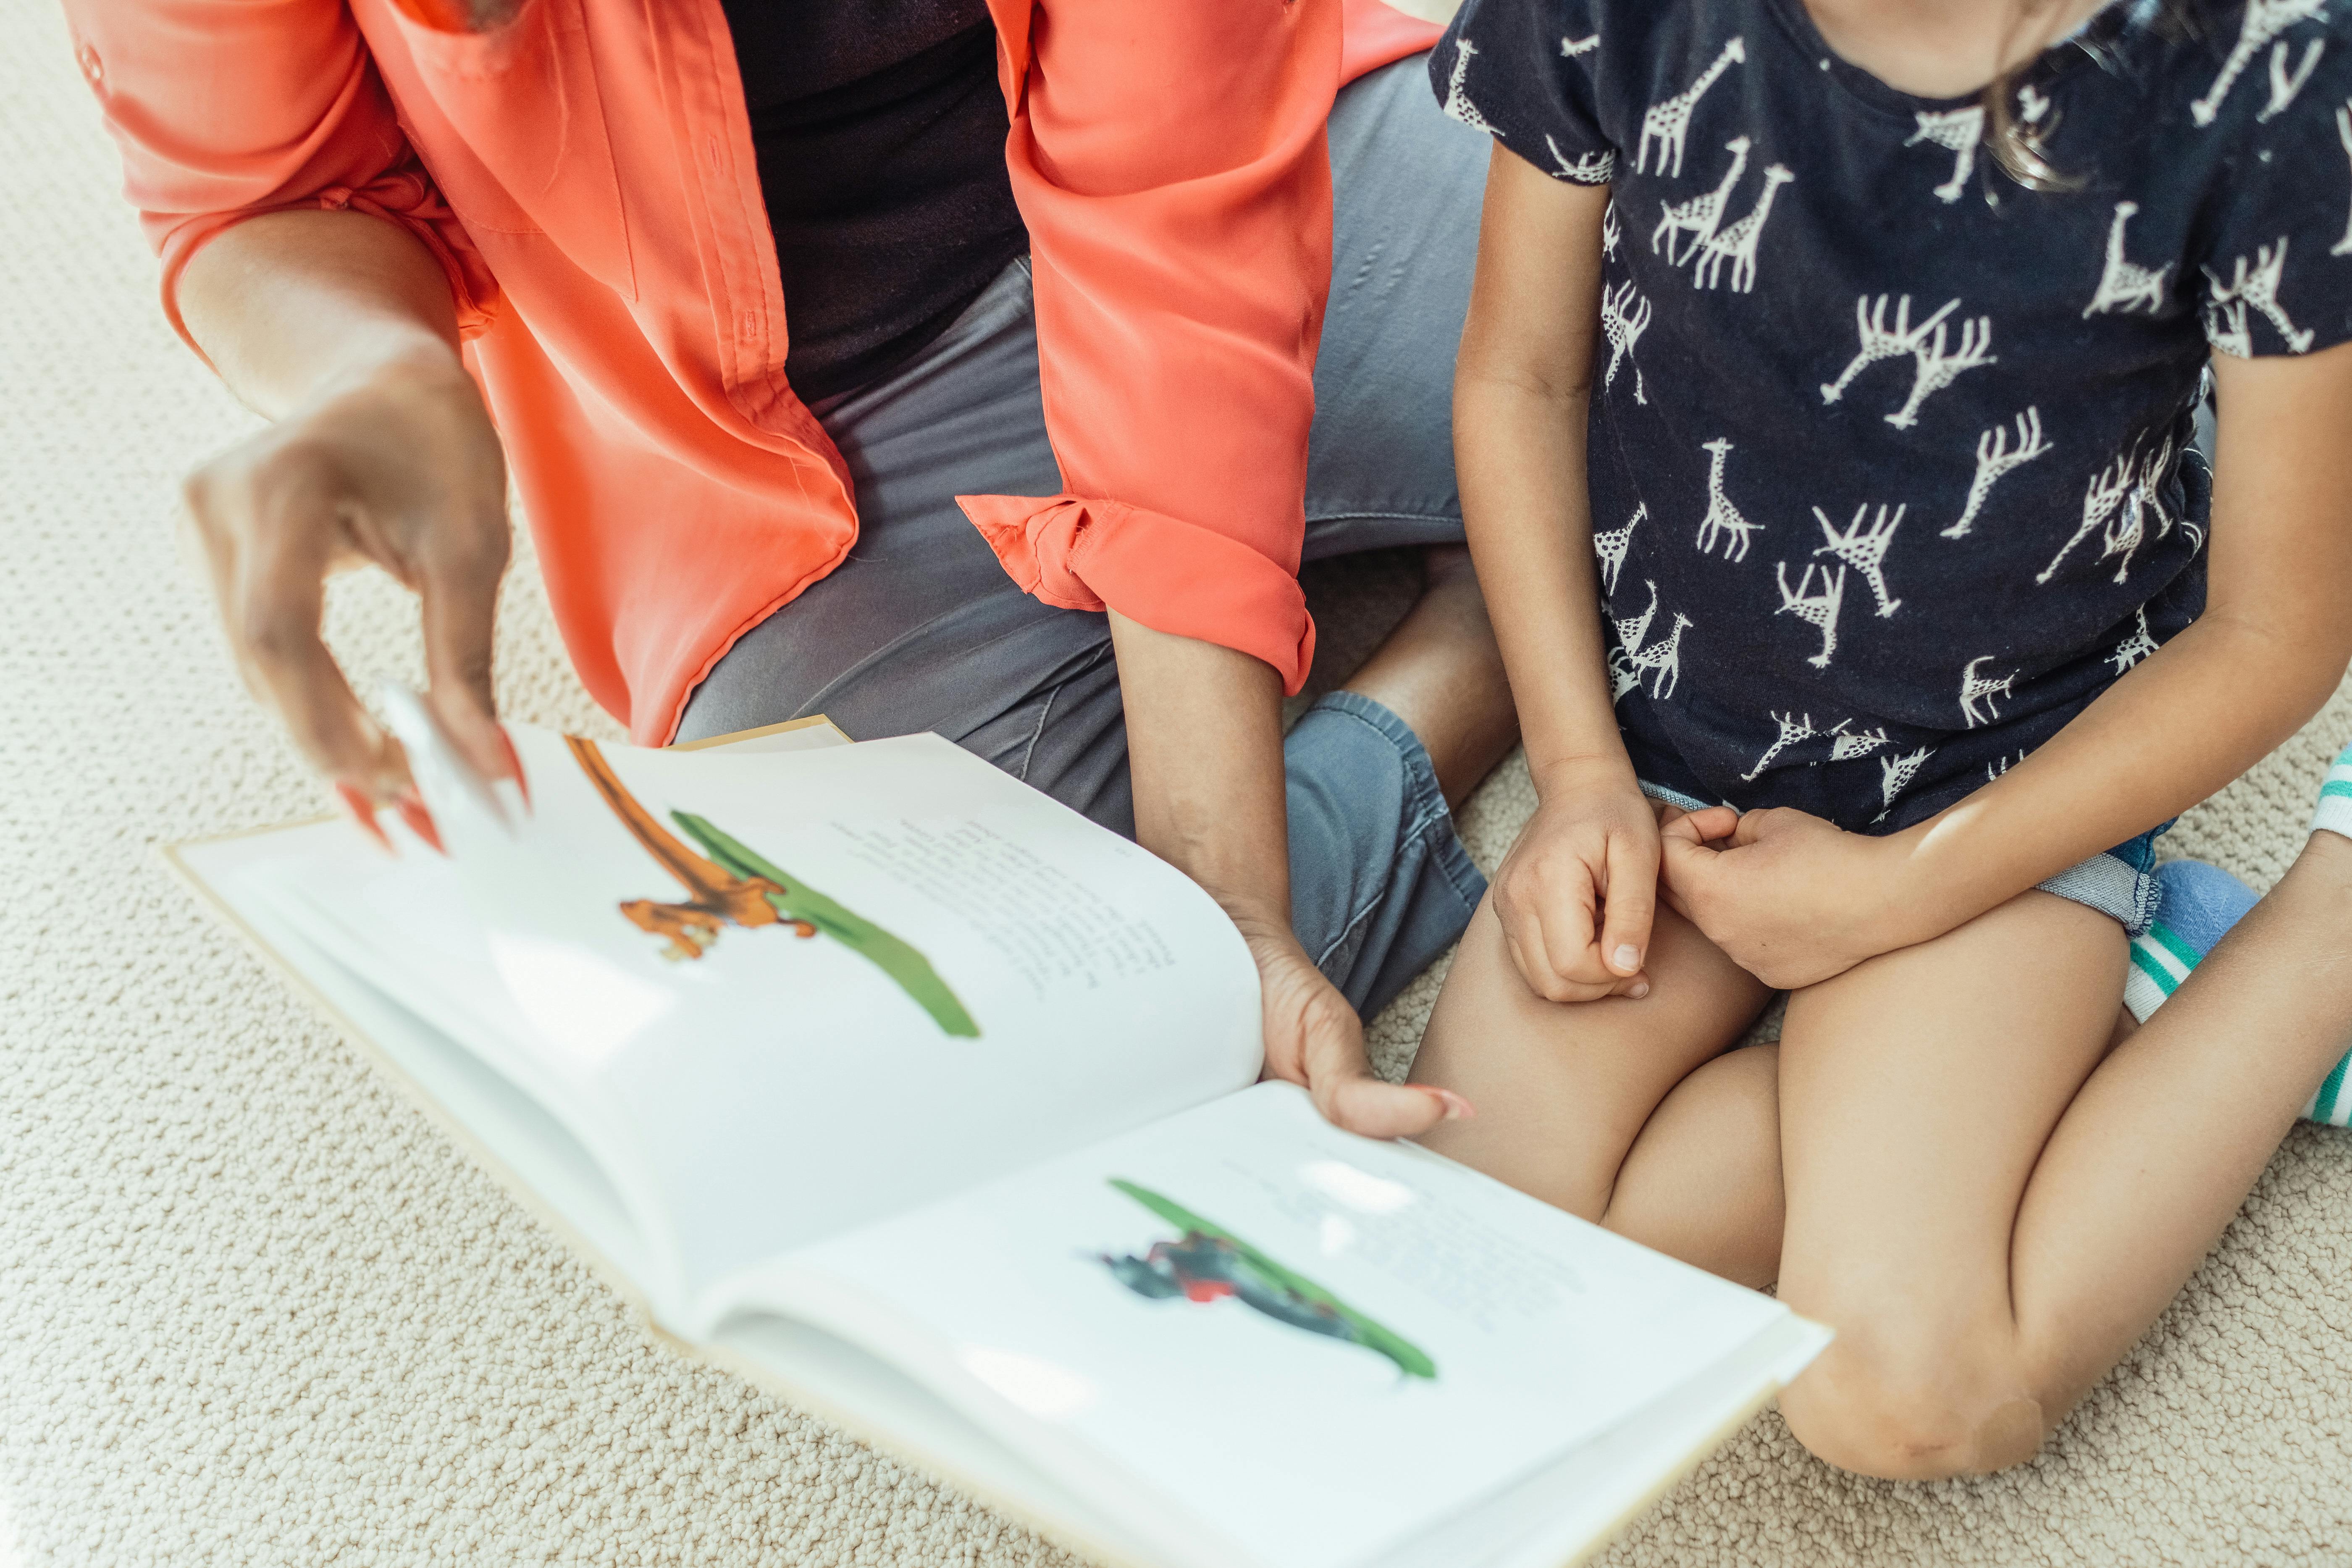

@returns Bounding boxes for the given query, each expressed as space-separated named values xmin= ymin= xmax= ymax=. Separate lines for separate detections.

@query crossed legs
xmin=1413 ymin=830 xmax=2352 ymax=1479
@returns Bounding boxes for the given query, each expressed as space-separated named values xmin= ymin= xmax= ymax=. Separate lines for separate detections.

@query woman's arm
xmin=1663 ymin=339 xmax=2352 ymax=989
xmin=1111 ymin=614 xmax=1467 ymax=1138
xmin=68 ymin=0 xmax=511 ymax=813
xmin=1455 ymin=148 xmax=1663 ymax=999
xmin=176 ymin=210 xmax=514 ymax=817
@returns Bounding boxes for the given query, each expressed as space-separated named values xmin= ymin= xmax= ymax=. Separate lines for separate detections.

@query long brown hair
xmin=1980 ymin=0 xmax=2212 ymax=191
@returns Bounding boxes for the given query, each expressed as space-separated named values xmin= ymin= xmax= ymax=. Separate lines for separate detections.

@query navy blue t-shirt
xmin=1434 ymin=0 xmax=2352 ymax=830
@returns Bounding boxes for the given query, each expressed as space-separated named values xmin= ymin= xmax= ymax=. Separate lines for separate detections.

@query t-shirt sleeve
xmin=2194 ymin=61 xmax=2352 ymax=359
xmin=1428 ymin=0 xmax=1616 ymax=184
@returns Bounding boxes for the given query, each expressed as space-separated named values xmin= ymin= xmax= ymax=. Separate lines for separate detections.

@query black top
xmin=1434 ymin=0 xmax=2352 ymax=831
xmin=721 ymin=0 xmax=1029 ymax=401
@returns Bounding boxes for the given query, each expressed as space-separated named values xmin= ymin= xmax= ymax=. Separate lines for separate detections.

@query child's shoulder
xmin=2115 ymin=1 xmax=2352 ymax=141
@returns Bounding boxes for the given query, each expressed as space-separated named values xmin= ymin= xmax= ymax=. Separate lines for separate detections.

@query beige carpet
xmin=7 ymin=1 xmax=2352 ymax=1561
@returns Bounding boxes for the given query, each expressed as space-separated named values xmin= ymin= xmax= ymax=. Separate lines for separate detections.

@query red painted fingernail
xmin=334 ymin=782 xmax=395 ymax=855
xmin=1415 ymin=1086 xmax=1474 ymax=1121
xmin=496 ymin=726 xmax=531 ymax=808
xmin=394 ymin=790 xmax=446 ymax=855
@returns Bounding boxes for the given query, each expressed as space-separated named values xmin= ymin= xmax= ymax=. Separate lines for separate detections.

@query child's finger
xmin=1680 ymin=805 xmax=1742 ymax=844
xmin=1598 ymin=828 xmax=1659 ymax=978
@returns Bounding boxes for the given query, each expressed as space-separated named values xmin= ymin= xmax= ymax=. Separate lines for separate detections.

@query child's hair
xmin=1982 ymin=0 xmax=2212 ymax=190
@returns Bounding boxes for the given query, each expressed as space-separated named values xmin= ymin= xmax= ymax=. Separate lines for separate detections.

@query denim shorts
xmin=1636 ymin=780 xmax=2170 ymax=937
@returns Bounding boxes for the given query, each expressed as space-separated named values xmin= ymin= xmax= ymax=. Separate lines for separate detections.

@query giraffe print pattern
xmin=1431 ymin=0 xmax=2352 ymax=832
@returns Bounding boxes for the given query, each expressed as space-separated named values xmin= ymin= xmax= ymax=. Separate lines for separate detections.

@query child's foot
xmin=2128 ymin=741 xmax=2352 ymax=1126
xmin=2314 ymin=738 xmax=2352 ymax=845
xmin=2124 ymin=859 xmax=2258 ymax=1025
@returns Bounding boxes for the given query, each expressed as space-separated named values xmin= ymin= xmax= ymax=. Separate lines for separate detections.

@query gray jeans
xmin=680 ymin=58 xmax=1491 ymax=1017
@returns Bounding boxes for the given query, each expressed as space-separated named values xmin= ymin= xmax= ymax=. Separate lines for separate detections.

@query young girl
xmin=1417 ymin=0 xmax=2352 ymax=1480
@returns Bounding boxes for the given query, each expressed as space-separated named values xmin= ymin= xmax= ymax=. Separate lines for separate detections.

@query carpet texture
xmin=6 ymin=0 xmax=2351 ymax=1561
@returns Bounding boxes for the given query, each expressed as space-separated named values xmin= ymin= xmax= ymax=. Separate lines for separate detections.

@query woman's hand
xmin=1657 ymin=805 xmax=1911 ymax=989
xmin=1489 ymin=760 xmax=1675 ymax=1002
xmin=179 ymin=343 xmax=514 ymax=835
xmin=1243 ymin=919 xmax=1472 ymax=1140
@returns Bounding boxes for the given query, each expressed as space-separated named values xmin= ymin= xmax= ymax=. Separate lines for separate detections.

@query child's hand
xmin=1493 ymin=766 xmax=1678 ymax=1003
xmin=1657 ymin=806 xmax=1903 ymax=989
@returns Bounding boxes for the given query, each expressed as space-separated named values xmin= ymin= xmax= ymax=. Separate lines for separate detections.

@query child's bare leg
xmin=1775 ymin=843 xmax=2352 ymax=1479
xmin=1412 ymin=892 xmax=1778 ymax=1279
xmin=1342 ymin=546 xmax=1520 ymax=809
xmin=1604 ymin=1042 xmax=1785 ymax=1288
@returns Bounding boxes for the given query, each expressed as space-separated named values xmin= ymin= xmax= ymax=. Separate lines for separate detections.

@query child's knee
xmin=1775 ymin=1309 xmax=2046 ymax=1481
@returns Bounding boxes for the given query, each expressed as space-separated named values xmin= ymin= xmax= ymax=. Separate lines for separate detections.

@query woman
xmin=68 ymin=0 xmax=1516 ymax=1134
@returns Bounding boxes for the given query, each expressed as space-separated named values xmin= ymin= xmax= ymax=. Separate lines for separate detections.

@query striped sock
xmin=2315 ymin=740 xmax=2352 ymax=844
xmin=2124 ymin=858 xmax=2257 ymax=1024
xmin=2305 ymin=740 xmax=2352 ymax=1127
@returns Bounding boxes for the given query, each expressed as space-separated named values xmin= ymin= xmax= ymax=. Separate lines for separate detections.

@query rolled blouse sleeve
xmin=956 ymin=0 xmax=1346 ymax=693
xmin=61 ymin=0 xmax=497 ymax=356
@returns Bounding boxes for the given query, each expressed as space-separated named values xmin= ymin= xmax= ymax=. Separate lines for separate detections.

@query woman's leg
xmin=1411 ymin=893 xmax=1783 ymax=1284
xmin=1774 ymin=840 xmax=2352 ymax=1480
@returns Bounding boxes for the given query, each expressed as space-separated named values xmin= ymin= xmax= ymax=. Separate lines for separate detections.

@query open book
xmin=166 ymin=704 xmax=1827 ymax=1568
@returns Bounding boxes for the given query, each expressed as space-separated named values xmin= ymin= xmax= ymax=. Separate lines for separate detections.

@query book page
xmin=740 ymin=1083 xmax=1791 ymax=1568
xmin=280 ymin=724 xmax=1264 ymax=1331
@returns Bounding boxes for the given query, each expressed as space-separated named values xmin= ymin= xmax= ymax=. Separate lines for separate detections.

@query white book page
xmin=737 ymin=1083 xmax=1792 ymax=1568
xmin=375 ymin=724 xmax=1264 ymax=1330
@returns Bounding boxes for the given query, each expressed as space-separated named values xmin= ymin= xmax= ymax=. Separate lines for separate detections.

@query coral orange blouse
xmin=65 ymin=0 xmax=1441 ymax=743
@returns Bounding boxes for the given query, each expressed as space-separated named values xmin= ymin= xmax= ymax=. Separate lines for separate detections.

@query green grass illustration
xmin=1108 ymin=1178 xmax=1436 ymax=1379
xmin=675 ymin=812 xmax=981 ymax=1038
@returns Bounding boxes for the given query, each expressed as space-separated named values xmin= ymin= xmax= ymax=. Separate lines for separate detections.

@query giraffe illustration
xmin=1885 ymin=312 xmax=1996 ymax=429
xmin=1984 ymin=750 xmax=2028 ymax=784
xmin=1830 ymin=724 xmax=1891 ymax=761
xmin=1875 ymin=746 xmax=1934 ymax=822
xmin=2019 ymin=83 xmax=2052 ymax=124
xmin=2083 ymin=202 xmax=2174 ymax=318
xmin=2139 ymin=434 xmax=2185 ymax=544
xmin=2260 ymin=37 xmax=2326 ymax=120
xmin=1628 ymin=613 xmax=1693 ymax=701
xmin=1696 ymin=438 xmax=1766 ymax=561
xmin=1774 ymin=560 xmax=1847 ymax=668
xmin=2102 ymin=434 xmax=2177 ymax=583
xmin=1613 ymin=578 xmax=1660 ymax=660
xmin=1820 ymin=294 xmax=1956 ymax=405
xmin=1742 ymin=712 xmax=1821 ymax=782
xmin=1607 ymin=580 xmax=1658 ymax=701
xmin=1693 ymin=164 xmax=1795 ymax=292
xmin=1637 ymin=37 xmax=1747 ymax=177
xmin=1812 ymin=503 xmax=1905 ymax=617
xmin=2205 ymin=237 xmax=2316 ymax=353
xmin=1906 ymin=105 xmax=1985 ymax=203
xmin=1942 ymin=407 xmax=2054 ymax=539
xmin=2335 ymin=102 xmax=2352 ymax=257
xmin=1959 ymin=656 xmax=2017 ymax=729
xmin=2110 ymin=607 xmax=2160 ymax=674
xmin=1600 ymin=279 xmax=1653 ymax=403
xmin=2191 ymin=0 xmax=2327 ymax=126
xmin=1562 ymin=32 xmax=1601 ymax=57
xmin=1441 ymin=38 xmax=1497 ymax=134
xmin=2037 ymin=452 xmax=2136 ymax=584
xmin=2205 ymin=295 xmax=2257 ymax=357
xmin=1652 ymin=137 xmax=1751 ymax=264
xmin=1602 ymin=197 xmax=1623 ymax=261
xmin=1592 ymin=503 xmax=1645 ymax=595
xmin=1549 ymin=136 xmax=1617 ymax=183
